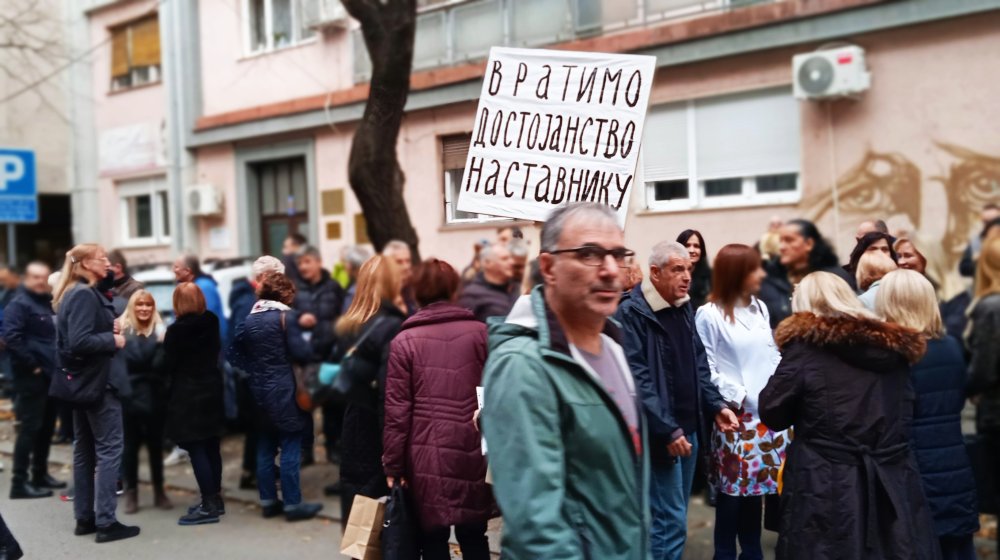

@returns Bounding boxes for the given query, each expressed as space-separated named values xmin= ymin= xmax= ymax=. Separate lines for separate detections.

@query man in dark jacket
xmin=458 ymin=243 xmax=516 ymax=323
xmin=108 ymin=250 xmax=144 ymax=302
xmin=614 ymin=241 xmax=738 ymax=560
xmin=293 ymin=247 xmax=345 ymax=468
xmin=4 ymin=262 xmax=66 ymax=498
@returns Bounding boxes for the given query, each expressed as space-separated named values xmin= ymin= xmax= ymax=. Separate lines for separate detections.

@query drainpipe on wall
xmin=161 ymin=0 xmax=200 ymax=255
xmin=66 ymin=0 xmax=100 ymax=245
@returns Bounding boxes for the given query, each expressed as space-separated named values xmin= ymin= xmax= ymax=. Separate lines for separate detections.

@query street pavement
xmin=0 ymin=406 xmax=997 ymax=559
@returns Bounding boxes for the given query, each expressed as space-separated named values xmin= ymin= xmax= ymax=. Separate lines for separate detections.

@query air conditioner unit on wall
xmin=185 ymin=184 xmax=221 ymax=217
xmin=304 ymin=0 xmax=351 ymax=31
xmin=793 ymin=46 xmax=871 ymax=100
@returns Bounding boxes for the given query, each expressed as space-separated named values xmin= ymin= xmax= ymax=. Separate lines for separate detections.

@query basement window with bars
xmin=110 ymin=15 xmax=161 ymax=91
xmin=642 ymin=87 xmax=801 ymax=212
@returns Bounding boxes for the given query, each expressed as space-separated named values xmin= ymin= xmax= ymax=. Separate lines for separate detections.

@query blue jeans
xmin=256 ymin=430 xmax=303 ymax=507
xmin=650 ymin=433 xmax=698 ymax=560
xmin=713 ymin=493 xmax=763 ymax=560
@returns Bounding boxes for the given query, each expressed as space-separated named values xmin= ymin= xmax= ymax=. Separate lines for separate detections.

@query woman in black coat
xmin=758 ymin=219 xmax=853 ymax=329
xmin=677 ymin=229 xmax=711 ymax=311
xmin=229 ymin=273 xmax=323 ymax=522
xmin=51 ymin=244 xmax=138 ymax=543
xmin=876 ymin=270 xmax=978 ymax=559
xmin=759 ymin=271 xmax=940 ymax=560
xmin=966 ymin=235 xmax=1000 ymax=553
xmin=331 ymin=255 xmax=407 ymax=528
xmin=120 ymin=290 xmax=172 ymax=514
xmin=162 ymin=282 xmax=225 ymax=526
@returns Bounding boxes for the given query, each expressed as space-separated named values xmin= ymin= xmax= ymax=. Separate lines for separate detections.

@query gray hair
xmin=252 ymin=255 xmax=285 ymax=282
xmin=479 ymin=242 xmax=509 ymax=265
xmin=540 ymin=203 xmax=619 ymax=252
xmin=297 ymin=245 xmax=322 ymax=262
xmin=507 ymin=238 xmax=530 ymax=258
xmin=649 ymin=241 xmax=689 ymax=268
xmin=344 ymin=245 xmax=371 ymax=268
xmin=382 ymin=240 xmax=410 ymax=256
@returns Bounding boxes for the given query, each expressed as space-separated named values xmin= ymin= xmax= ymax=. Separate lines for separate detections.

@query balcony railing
xmin=352 ymin=0 xmax=775 ymax=82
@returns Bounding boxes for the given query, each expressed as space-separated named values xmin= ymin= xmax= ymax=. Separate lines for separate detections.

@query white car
xmin=132 ymin=258 xmax=253 ymax=325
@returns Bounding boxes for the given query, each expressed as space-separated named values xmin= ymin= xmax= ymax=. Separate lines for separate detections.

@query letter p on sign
xmin=0 ymin=155 xmax=25 ymax=191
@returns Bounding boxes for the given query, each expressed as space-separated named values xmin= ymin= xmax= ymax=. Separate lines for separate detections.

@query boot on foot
xmin=95 ymin=522 xmax=140 ymax=543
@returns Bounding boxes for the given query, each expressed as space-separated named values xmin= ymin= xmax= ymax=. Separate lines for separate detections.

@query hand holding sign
xmin=457 ymin=48 xmax=656 ymax=225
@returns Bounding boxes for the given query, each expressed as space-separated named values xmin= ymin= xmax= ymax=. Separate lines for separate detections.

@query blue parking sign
xmin=0 ymin=148 xmax=38 ymax=223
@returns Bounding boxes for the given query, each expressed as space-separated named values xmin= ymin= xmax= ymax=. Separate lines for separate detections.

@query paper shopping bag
xmin=341 ymin=494 xmax=388 ymax=560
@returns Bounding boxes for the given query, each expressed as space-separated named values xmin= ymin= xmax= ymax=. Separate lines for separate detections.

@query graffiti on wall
xmin=804 ymin=142 xmax=1000 ymax=273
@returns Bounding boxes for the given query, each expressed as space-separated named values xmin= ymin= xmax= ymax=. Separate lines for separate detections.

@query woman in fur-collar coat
xmin=759 ymin=271 xmax=940 ymax=560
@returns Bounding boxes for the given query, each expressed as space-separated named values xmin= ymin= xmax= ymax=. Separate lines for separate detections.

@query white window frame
xmin=443 ymin=168 xmax=510 ymax=225
xmin=243 ymin=0 xmax=319 ymax=56
xmin=111 ymin=64 xmax=161 ymax=92
xmin=118 ymin=176 xmax=171 ymax=247
xmin=643 ymin=92 xmax=802 ymax=213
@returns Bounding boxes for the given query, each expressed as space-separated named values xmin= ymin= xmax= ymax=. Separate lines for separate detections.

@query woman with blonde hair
xmin=876 ymin=269 xmax=978 ymax=559
xmin=856 ymin=251 xmax=898 ymax=311
xmin=119 ymin=290 xmax=172 ymax=514
xmin=759 ymin=271 xmax=938 ymax=559
xmin=50 ymin=244 xmax=139 ymax=543
xmin=332 ymin=255 xmax=407 ymax=527
xmin=895 ymin=234 xmax=970 ymax=339
xmin=966 ymin=235 xmax=1000 ymax=554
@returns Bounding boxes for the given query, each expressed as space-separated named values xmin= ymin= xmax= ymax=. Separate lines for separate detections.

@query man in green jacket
xmin=482 ymin=202 xmax=650 ymax=560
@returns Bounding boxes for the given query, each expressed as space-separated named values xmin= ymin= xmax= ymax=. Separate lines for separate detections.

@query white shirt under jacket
xmin=694 ymin=298 xmax=782 ymax=414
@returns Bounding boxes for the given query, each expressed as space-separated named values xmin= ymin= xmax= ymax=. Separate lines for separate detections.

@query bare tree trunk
xmin=341 ymin=0 xmax=421 ymax=260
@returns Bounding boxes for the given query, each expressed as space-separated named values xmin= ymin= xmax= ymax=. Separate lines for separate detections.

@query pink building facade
xmin=84 ymin=0 xmax=1000 ymax=275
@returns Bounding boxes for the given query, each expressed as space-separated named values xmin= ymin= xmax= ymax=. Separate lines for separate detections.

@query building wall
xmin=88 ymin=0 xmax=172 ymax=265
xmin=188 ymin=10 xmax=1000 ymax=278
xmin=197 ymin=0 xmax=355 ymax=117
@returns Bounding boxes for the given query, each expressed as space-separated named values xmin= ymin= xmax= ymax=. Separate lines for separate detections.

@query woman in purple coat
xmin=382 ymin=259 xmax=498 ymax=560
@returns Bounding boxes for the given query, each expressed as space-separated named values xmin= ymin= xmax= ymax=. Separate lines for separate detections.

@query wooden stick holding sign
xmin=457 ymin=47 xmax=656 ymax=226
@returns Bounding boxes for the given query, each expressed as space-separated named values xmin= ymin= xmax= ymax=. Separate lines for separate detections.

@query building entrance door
xmin=251 ymin=157 xmax=309 ymax=256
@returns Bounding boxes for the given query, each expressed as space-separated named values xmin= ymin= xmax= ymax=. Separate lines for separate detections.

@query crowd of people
xmin=1 ymin=200 xmax=999 ymax=560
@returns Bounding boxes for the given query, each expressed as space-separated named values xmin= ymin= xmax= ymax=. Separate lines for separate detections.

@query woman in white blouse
xmin=695 ymin=244 xmax=789 ymax=560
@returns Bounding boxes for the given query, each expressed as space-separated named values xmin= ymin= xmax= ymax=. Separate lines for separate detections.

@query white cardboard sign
xmin=456 ymin=47 xmax=656 ymax=225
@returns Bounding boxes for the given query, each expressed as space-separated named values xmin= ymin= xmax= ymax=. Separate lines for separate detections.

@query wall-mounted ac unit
xmin=185 ymin=184 xmax=221 ymax=217
xmin=793 ymin=46 xmax=871 ymax=100
xmin=303 ymin=0 xmax=351 ymax=31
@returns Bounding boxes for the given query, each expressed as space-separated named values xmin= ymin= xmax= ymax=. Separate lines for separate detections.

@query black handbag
xmin=380 ymin=483 xmax=418 ymax=560
xmin=331 ymin=317 xmax=386 ymax=407
xmin=49 ymin=351 xmax=110 ymax=407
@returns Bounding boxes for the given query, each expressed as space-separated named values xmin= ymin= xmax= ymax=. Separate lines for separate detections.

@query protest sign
xmin=456 ymin=47 xmax=656 ymax=225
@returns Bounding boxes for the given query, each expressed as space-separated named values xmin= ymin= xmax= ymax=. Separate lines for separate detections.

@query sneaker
xmin=164 ymin=447 xmax=190 ymax=467
xmin=95 ymin=521 xmax=140 ymax=543
xmin=74 ymin=519 xmax=97 ymax=536
xmin=178 ymin=505 xmax=220 ymax=526
xmin=261 ymin=500 xmax=284 ymax=519
xmin=116 ymin=479 xmax=124 ymax=496
xmin=284 ymin=502 xmax=323 ymax=522
xmin=187 ymin=495 xmax=225 ymax=516
xmin=60 ymin=487 xmax=75 ymax=502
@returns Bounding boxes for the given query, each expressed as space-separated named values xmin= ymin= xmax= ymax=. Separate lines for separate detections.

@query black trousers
xmin=178 ymin=437 xmax=222 ymax=500
xmin=322 ymin=400 xmax=344 ymax=455
xmin=419 ymin=522 xmax=490 ymax=560
xmin=12 ymin=385 xmax=58 ymax=483
xmin=122 ymin=410 xmax=166 ymax=491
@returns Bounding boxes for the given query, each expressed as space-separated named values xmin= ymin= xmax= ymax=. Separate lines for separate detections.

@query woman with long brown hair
xmin=333 ymin=255 xmax=407 ymax=526
xmin=51 ymin=244 xmax=138 ymax=543
xmin=695 ymin=244 xmax=786 ymax=559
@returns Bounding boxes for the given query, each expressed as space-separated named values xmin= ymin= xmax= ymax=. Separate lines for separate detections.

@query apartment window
xmin=110 ymin=15 xmax=161 ymax=91
xmin=246 ymin=0 xmax=317 ymax=54
xmin=643 ymin=88 xmax=801 ymax=211
xmin=118 ymin=177 xmax=171 ymax=246
xmin=441 ymin=134 xmax=509 ymax=224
